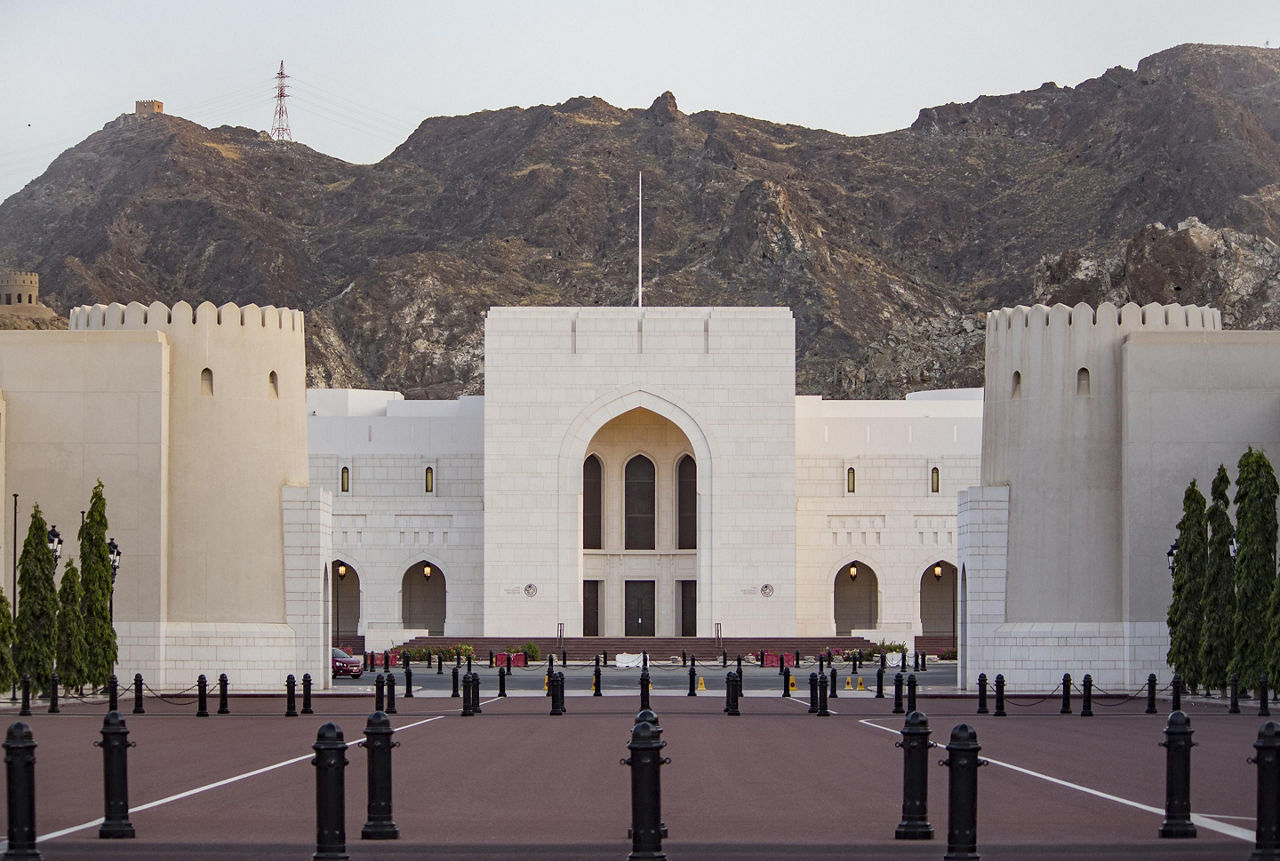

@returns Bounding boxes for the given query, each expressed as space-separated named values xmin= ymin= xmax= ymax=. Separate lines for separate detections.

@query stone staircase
xmin=394 ymin=635 xmax=879 ymax=661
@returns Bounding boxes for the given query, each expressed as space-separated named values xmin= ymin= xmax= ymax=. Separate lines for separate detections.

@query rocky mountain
xmin=2 ymin=43 xmax=1280 ymax=399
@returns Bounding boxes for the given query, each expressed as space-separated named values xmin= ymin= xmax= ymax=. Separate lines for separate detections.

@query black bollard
xmin=550 ymin=673 xmax=565 ymax=716
xmin=623 ymin=714 xmax=669 ymax=859
xmin=782 ymin=666 xmax=792 ymax=698
xmin=383 ymin=651 xmax=389 ymax=672
xmin=640 ymin=667 xmax=651 ymax=711
xmin=457 ymin=654 xmax=462 ymax=669
xmin=1060 ymin=673 xmax=1072 ymax=715
xmin=900 ymin=650 xmax=907 ymax=672
xmin=460 ymin=674 xmax=474 ymax=717
xmin=385 ymin=674 xmax=397 ymax=715
xmin=132 ymin=673 xmax=145 ymax=715
xmin=778 ymin=653 xmax=785 ymax=676
xmin=994 ymin=674 xmax=1006 ymax=717
xmin=96 ymin=711 xmax=136 ymax=838
xmin=942 ymin=724 xmax=984 ymax=859
xmin=197 ymin=674 xmax=209 ymax=718
xmin=498 ymin=667 xmax=507 ymax=697
xmin=688 ymin=666 xmax=697 ymax=697
xmin=4 ymin=722 xmax=38 ymax=856
xmin=402 ymin=666 xmax=412 ymax=700
xmin=18 ymin=675 xmax=30 ymax=717
xmin=427 ymin=652 xmax=433 ymax=669
xmin=1172 ymin=674 xmax=1183 ymax=712
xmin=913 ymin=651 xmax=919 ymax=672
xmin=907 ymin=674 xmax=918 ymax=714
xmin=759 ymin=649 xmax=765 ymax=666
xmin=691 ymin=654 xmax=696 ymax=670
xmin=472 ymin=674 xmax=482 ymax=715
xmin=817 ymin=672 xmax=830 ymax=717
xmin=1159 ymin=710 xmax=1197 ymax=838
xmin=488 ymin=650 xmax=494 ymax=668
xmin=724 ymin=672 xmax=740 ymax=716
xmin=1232 ymin=674 xmax=1242 ymax=714
xmin=47 ymin=672 xmax=59 ymax=714
xmin=818 ymin=654 xmax=825 ymax=675
xmin=286 ymin=674 xmax=298 ymax=717
xmin=451 ymin=666 xmax=460 ymax=698
xmin=893 ymin=672 xmax=905 ymax=715
xmin=977 ymin=673 xmax=989 ymax=714
xmin=374 ymin=674 xmax=385 ymax=713
xmin=302 ymin=673 xmax=314 ymax=714
xmin=561 ymin=650 xmax=567 ymax=667
xmin=737 ymin=656 xmax=744 ymax=696
xmin=1081 ymin=674 xmax=1093 ymax=718
xmin=1147 ymin=674 xmax=1158 ymax=714
xmin=402 ymin=652 xmax=409 ymax=671
xmin=361 ymin=711 xmax=399 ymax=840
xmin=546 ymin=657 xmax=554 ymax=697
xmin=217 ymin=673 xmax=229 ymax=715
xmin=603 ymin=650 xmax=609 ymax=665
xmin=795 ymin=650 xmax=801 ymax=667
xmin=921 ymin=651 xmax=928 ymax=672
xmin=643 ymin=651 xmax=649 ymax=669
xmin=722 ymin=650 xmax=727 ymax=668
xmin=682 ymin=650 xmax=687 ymax=666
xmin=895 ymin=711 xmax=934 ymax=840
xmin=830 ymin=667 xmax=839 ymax=700
xmin=505 ymin=652 xmax=512 ymax=674
xmin=808 ymin=672 xmax=819 ymax=714
xmin=364 ymin=651 xmax=370 ymax=672
xmin=1262 ymin=676 xmax=1273 ymax=718
xmin=594 ymin=664 xmax=603 ymax=697
xmin=467 ymin=655 xmax=472 ymax=674
xmin=312 ymin=723 xmax=349 ymax=860
xmin=881 ymin=650 xmax=887 ymax=671
xmin=876 ymin=666 xmax=885 ymax=699
xmin=437 ymin=656 xmax=443 ymax=676
xmin=1251 ymin=721 xmax=1280 ymax=859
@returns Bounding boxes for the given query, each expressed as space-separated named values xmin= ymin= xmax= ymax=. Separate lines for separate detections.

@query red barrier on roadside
xmin=762 ymin=652 xmax=795 ymax=667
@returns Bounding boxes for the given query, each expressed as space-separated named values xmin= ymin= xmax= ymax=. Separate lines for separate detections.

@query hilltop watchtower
xmin=134 ymin=100 xmax=163 ymax=115
xmin=0 ymin=271 xmax=39 ymax=309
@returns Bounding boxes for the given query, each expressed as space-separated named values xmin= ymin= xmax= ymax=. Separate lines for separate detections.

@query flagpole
xmin=637 ymin=171 xmax=643 ymax=308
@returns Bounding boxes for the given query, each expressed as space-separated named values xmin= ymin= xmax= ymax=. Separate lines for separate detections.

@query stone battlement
xmin=70 ymin=300 xmax=303 ymax=337
xmin=988 ymin=301 xmax=1219 ymax=334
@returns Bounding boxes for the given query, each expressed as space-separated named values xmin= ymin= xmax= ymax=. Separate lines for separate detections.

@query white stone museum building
xmin=0 ymin=297 xmax=1251 ymax=692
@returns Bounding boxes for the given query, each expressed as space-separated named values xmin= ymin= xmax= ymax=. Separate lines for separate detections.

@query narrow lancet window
xmin=847 ymin=467 xmax=856 ymax=494
xmin=201 ymin=367 xmax=213 ymax=396
xmin=677 ymin=455 xmax=696 ymax=550
xmin=930 ymin=467 xmax=940 ymax=494
xmin=340 ymin=466 xmax=350 ymax=493
xmin=424 ymin=467 xmax=434 ymax=494
xmin=624 ymin=455 xmax=656 ymax=550
xmin=582 ymin=455 xmax=602 ymax=550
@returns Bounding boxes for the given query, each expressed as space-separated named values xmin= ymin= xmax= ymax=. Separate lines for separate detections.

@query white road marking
xmin=858 ymin=718 xmax=1255 ymax=843
xmin=14 ymin=714 xmax=448 ymax=846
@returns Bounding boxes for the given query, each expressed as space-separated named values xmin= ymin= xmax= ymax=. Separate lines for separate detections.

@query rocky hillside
xmin=2 ymin=44 xmax=1280 ymax=399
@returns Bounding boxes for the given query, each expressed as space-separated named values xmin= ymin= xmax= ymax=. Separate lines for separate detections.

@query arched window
xmin=268 ymin=370 xmax=279 ymax=399
xmin=1076 ymin=367 xmax=1091 ymax=396
xmin=1012 ymin=370 xmax=1022 ymax=397
xmin=582 ymin=455 xmax=602 ymax=550
xmin=846 ymin=467 xmax=856 ymax=494
xmin=424 ymin=467 xmax=434 ymax=494
xmin=201 ymin=367 xmax=213 ymax=396
xmin=677 ymin=455 xmax=696 ymax=550
xmin=931 ymin=467 xmax=940 ymax=493
xmin=340 ymin=466 xmax=350 ymax=493
xmin=624 ymin=455 xmax=656 ymax=550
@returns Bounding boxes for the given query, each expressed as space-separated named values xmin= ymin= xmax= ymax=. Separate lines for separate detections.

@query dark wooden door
xmin=680 ymin=580 xmax=697 ymax=637
xmin=624 ymin=580 xmax=656 ymax=636
xmin=583 ymin=580 xmax=600 ymax=637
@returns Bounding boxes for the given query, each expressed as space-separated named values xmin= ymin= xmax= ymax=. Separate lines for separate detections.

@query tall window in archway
xmin=931 ymin=467 xmax=940 ymax=493
xmin=340 ymin=466 xmax=350 ymax=493
xmin=677 ymin=455 xmax=696 ymax=549
xmin=424 ymin=467 xmax=434 ymax=493
xmin=625 ymin=455 xmax=656 ymax=550
xmin=583 ymin=455 xmax=602 ymax=550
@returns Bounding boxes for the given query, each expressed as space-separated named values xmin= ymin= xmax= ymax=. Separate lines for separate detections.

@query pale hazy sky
xmin=1 ymin=1 xmax=1276 ymax=203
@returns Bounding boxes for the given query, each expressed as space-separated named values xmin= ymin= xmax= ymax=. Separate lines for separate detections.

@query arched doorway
xmin=920 ymin=561 xmax=958 ymax=649
xmin=834 ymin=561 xmax=878 ymax=633
xmin=402 ymin=561 xmax=446 ymax=634
xmin=332 ymin=560 xmax=361 ymax=646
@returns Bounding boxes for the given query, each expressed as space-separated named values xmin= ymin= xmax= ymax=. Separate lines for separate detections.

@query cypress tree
xmin=1199 ymin=465 xmax=1236 ymax=692
xmin=1230 ymin=447 xmax=1278 ymax=693
xmin=56 ymin=558 xmax=87 ymax=693
xmin=1168 ymin=479 xmax=1207 ymax=689
xmin=80 ymin=480 xmax=116 ymax=688
xmin=0 ymin=590 xmax=17 ymax=694
xmin=14 ymin=504 xmax=59 ymax=694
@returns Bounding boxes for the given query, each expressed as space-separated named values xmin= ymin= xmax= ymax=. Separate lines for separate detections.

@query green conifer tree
xmin=1230 ymin=447 xmax=1279 ymax=693
xmin=14 ymin=504 xmax=59 ymax=693
xmin=0 ymin=590 xmax=18 ymax=694
xmin=1168 ymin=479 xmax=1207 ymax=689
xmin=1199 ymin=465 xmax=1236 ymax=692
xmin=79 ymin=481 xmax=116 ymax=688
xmin=56 ymin=558 xmax=87 ymax=693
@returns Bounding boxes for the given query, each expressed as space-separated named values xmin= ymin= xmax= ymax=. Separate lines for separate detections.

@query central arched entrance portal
xmin=834 ymin=561 xmax=878 ymax=634
xmin=581 ymin=407 xmax=697 ymax=638
xmin=402 ymin=561 xmax=446 ymax=634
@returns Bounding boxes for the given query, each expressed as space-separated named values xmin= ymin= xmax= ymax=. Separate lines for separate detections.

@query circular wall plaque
xmin=760 ymin=584 xmax=774 ymax=598
xmin=523 ymin=583 xmax=538 ymax=597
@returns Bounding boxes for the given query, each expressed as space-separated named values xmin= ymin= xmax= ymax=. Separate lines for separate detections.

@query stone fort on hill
xmin=0 ymin=298 xmax=1261 ymax=690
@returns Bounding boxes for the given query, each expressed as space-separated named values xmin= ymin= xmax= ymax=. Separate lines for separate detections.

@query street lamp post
xmin=47 ymin=526 xmax=61 ymax=567
xmin=107 ymin=538 xmax=121 ymax=624
xmin=1167 ymin=540 xmax=1180 ymax=574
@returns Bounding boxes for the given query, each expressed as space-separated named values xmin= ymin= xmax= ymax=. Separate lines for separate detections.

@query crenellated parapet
xmin=70 ymin=300 xmax=303 ymax=337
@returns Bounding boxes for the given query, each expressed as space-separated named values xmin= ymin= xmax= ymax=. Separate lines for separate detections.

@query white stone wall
xmin=483 ymin=307 xmax=797 ymax=639
xmin=795 ymin=393 xmax=982 ymax=641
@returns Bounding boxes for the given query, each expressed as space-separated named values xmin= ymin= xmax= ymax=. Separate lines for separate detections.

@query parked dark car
xmin=332 ymin=648 xmax=362 ymax=679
